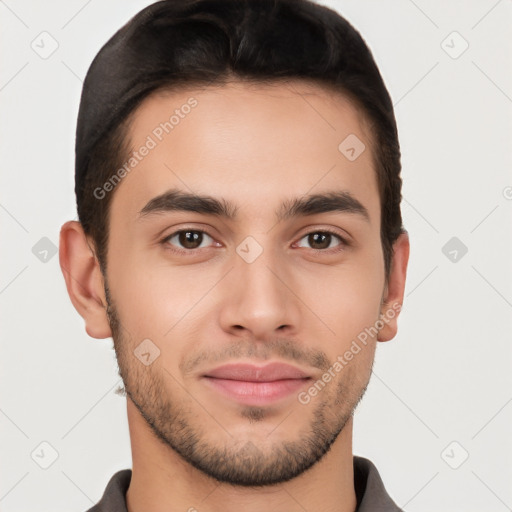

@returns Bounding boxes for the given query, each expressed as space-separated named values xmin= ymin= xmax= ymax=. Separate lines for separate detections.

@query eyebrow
xmin=137 ymin=188 xmax=370 ymax=223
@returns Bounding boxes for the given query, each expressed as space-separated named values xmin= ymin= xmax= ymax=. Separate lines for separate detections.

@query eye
xmin=295 ymin=229 xmax=348 ymax=252
xmin=160 ymin=227 xmax=349 ymax=255
xmin=162 ymin=229 xmax=216 ymax=252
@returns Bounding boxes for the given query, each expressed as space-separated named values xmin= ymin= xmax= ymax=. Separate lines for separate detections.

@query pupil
xmin=310 ymin=233 xmax=329 ymax=249
xmin=180 ymin=231 xmax=201 ymax=249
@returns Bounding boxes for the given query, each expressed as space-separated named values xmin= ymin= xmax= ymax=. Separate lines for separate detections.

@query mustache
xmin=179 ymin=338 xmax=331 ymax=376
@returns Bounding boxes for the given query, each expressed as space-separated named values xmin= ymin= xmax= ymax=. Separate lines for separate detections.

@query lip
xmin=203 ymin=362 xmax=310 ymax=381
xmin=202 ymin=363 xmax=311 ymax=406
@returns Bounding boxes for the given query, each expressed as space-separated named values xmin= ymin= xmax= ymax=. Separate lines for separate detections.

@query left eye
xmin=295 ymin=231 xmax=345 ymax=251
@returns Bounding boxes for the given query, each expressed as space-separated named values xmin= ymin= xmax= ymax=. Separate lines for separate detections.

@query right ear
xmin=59 ymin=220 xmax=112 ymax=339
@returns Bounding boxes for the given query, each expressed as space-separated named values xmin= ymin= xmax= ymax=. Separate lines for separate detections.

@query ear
xmin=59 ymin=220 xmax=112 ymax=339
xmin=377 ymin=232 xmax=410 ymax=342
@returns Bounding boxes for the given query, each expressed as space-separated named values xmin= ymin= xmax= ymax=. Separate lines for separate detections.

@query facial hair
xmin=105 ymin=281 xmax=374 ymax=487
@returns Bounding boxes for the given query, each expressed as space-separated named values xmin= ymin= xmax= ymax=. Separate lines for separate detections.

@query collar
xmin=86 ymin=455 xmax=402 ymax=512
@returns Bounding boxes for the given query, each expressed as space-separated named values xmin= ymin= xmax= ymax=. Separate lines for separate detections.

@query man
xmin=59 ymin=0 xmax=409 ymax=510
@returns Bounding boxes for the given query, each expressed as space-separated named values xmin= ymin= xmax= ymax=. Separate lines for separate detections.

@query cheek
xmin=107 ymin=247 xmax=215 ymax=343
xmin=299 ymin=247 xmax=385 ymax=341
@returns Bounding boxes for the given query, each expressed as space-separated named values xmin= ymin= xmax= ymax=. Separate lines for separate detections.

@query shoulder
xmin=85 ymin=469 xmax=132 ymax=512
xmin=353 ymin=456 xmax=403 ymax=512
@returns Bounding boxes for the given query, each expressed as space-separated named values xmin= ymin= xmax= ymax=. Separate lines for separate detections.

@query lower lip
xmin=203 ymin=377 xmax=311 ymax=406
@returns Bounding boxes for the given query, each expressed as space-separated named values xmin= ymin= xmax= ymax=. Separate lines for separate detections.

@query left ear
xmin=377 ymin=232 xmax=410 ymax=342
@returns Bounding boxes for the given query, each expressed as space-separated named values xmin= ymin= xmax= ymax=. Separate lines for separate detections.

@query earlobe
xmin=59 ymin=220 xmax=113 ymax=339
xmin=377 ymin=232 xmax=410 ymax=342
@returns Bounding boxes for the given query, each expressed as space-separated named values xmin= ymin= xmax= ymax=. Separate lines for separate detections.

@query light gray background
xmin=1 ymin=1 xmax=511 ymax=511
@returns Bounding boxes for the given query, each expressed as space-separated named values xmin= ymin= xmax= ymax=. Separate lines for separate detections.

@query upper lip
xmin=203 ymin=362 xmax=311 ymax=382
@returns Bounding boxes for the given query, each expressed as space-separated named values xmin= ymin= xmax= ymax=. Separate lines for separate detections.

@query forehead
xmin=110 ymin=79 xmax=380 ymax=226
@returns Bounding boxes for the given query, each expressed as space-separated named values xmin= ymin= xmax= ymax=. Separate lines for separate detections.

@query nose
xmin=218 ymin=245 xmax=301 ymax=341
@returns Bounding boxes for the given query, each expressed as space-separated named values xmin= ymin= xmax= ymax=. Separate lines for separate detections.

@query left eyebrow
xmin=137 ymin=187 xmax=370 ymax=223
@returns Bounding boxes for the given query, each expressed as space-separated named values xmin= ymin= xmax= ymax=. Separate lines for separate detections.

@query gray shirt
xmin=86 ymin=455 xmax=403 ymax=511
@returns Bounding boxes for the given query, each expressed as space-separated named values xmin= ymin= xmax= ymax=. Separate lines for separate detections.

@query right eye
xmin=161 ymin=229 xmax=217 ymax=253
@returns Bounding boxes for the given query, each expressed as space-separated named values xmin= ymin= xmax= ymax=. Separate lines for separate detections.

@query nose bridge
xmin=221 ymin=235 xmax=300 ymax=336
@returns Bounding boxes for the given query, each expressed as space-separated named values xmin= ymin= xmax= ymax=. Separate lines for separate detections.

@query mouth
xmin=202 ymin=362 xmax=312 ymax=406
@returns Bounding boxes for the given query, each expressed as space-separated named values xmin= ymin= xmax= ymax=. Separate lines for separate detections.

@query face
xmin=104 ymin=80 xmax=388 ymax=486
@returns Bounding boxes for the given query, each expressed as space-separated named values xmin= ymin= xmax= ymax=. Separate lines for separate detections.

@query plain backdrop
xmin=1 ymin=1 xmax=511 ymax=511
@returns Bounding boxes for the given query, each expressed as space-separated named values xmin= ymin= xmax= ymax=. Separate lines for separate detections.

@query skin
xmin=60 ymin=79 xmax=409 ymax=512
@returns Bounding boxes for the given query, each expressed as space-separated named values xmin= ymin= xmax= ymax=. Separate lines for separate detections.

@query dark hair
xmin=76 ymin=0 xmax=405 ymax=280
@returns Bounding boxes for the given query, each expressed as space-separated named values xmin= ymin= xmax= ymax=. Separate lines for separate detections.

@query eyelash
xmin=159 ymin=227 xmax=350 ymax=256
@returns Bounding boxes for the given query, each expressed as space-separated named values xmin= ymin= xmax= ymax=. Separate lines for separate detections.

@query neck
xmin=125 ymin=399 xmax=357 ymax=512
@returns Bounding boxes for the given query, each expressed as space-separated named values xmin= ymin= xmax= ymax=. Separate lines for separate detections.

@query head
xmin=60 ymin=0 xmax=409 ymax=487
